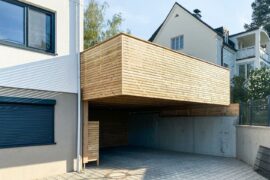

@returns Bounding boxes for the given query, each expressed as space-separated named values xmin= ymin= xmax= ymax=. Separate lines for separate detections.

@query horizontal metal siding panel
xmin=0 ymin=56 xmax=78 ymax=93
xmin=0 ymin=103 xmax=54 ymax=148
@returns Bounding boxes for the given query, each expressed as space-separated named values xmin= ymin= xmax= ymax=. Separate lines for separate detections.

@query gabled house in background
xmin=149 ymin=2 xmax=270 ymax=79
xmin=0 ymin=0 xmax=83 ymax=179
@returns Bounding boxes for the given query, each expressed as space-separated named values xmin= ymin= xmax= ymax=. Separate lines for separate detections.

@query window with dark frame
xmin=0 ymin=0 xmax=55 ymax=54
xmin=238 ymin=63 xmax=254 ymax=79
xmin=171 ymin=35 xmax=184 ymax=50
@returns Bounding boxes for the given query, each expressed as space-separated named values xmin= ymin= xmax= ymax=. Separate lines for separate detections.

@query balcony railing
xmin=237 ymin=46 xmax=255 ymax=60
xmin=260 ymin=47 xmax=270 ymax=63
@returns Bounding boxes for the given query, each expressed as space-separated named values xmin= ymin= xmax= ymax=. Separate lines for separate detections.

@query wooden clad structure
xmin=83 ymin=102 xmax=99 ymax=166
xmin=81 ymin=33 xmax=230 ymax=107
xmin=90 ymin=109 xmax=129 ymax=148
xmin=160 ymin=104 xmax=239 ymax=117
xmin=87 ymin=121 xmax=99 ymax=164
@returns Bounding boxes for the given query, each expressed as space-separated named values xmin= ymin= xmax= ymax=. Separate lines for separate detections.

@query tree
xmin=84 ymin=0 xmax=129 ymax=49
xmin=232 ymin=76 xmax=248 ymax=103
xmin=244 ymin=0 xmax=270 ymax=35
xmin=247 ymin=67 xmax=270 ymax=100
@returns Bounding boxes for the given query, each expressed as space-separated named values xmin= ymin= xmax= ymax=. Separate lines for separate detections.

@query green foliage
xmin=247 ymin=67 xmax=270 ymax=99
xmin=232 ymin=76 xmax=248 ymax=103
xmin=84 ymin=0 xmax=106 ymax=48
xmin=244 ymin=0 xmax=270 ymax=35
xmin=84 ymin=0 xmax=129 ymax=49
xmin=102 ymin=13 xmax=123 ymax=40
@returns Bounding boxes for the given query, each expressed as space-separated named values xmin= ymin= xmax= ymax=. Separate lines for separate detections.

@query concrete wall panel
xmin=129 ymin=113 xmax=238 ymax=157
xmin=237 ymin=125 xmax=270 ymax=166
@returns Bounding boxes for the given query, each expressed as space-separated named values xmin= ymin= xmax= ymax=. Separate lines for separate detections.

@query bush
xmin=232 ymin=76 xmax=248 ymax=103
xmin=247 ymin=67 xmax=270 ymax=100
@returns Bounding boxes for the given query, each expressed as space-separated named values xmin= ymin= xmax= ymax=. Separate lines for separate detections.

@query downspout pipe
xmin=75 ymin=0 xmax=82 ymax=173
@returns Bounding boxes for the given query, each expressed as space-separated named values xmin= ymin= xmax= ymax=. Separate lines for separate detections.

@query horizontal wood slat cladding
xmin=87 ymin=121 xmax=99 ymax=164
xmin=90 ymin=109 xmax=128 ymax=148
xmin=160 ymin=104 xmax=239 ymax=117
xmin=81 ymin=33 xmax=230 ymax=106
xmin=81 ymin=35 xmax=123 ymax=100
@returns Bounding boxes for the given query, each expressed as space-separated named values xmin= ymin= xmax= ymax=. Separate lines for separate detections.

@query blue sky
xmin=84 ymin=0 xmax=254 ymax=40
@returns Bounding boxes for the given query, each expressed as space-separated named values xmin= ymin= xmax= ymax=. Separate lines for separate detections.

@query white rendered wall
xmin=153 ymin=4 xmax=219 ymax=64
xmin=0 ymin=91 xmax=78 ymax=180
xmin=0 ymin=0 xmax=84 ymax=93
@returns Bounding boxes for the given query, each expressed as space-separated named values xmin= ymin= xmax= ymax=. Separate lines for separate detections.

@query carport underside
xmin=81 ymin=34 xmax=237 ymax=166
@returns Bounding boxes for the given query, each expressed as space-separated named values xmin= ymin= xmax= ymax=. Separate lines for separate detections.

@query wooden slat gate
xmin=83 ymin=102 xmax=99 ymax=167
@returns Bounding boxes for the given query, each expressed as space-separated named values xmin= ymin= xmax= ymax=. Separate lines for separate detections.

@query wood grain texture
xmin=160 ymin=104 xmax=239 ymax=117
xmin=90 ymin=109 xmax=128 ymax=148
xmin=81 ymin=35 xmax=123 ymax=100
xmin=81 ymin=33 xmax=230 ymax=106
xmin=87 ymin=121 xmax=99 ymax=163
xmin=85 ymin=121 xmax=99 ymax=164
xmin=83 ymin=101 xmax=89 ymax=163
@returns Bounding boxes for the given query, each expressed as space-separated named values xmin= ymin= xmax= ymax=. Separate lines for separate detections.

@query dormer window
xmin=171 ymin=35 xmax=184 ymax=50
xmin=0 ymin=0 xmax=55 ymax=54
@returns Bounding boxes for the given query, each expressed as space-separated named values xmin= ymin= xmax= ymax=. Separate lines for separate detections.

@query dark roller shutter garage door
xmin=0 ymin=96 xmax=56 ymax=148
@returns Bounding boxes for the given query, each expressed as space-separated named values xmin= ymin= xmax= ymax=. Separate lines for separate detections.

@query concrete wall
xmin=129 ymin=113 xmax=238 ymax=157
xmin=0 ymin=90 xmax=77 ymax=180
xmin=0 ymin=0 xmax=84 ymax=93
xmin=237 ymin=125 xmax=270 ymax=166
xmin=153 ymin=4 xmax=219 ymax=64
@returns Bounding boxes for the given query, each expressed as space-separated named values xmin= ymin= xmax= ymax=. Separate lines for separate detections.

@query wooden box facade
xmin=81 ymin=34 xmax=230 ymax=107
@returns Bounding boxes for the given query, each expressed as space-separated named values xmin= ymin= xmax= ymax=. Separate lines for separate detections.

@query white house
xmin=149 ymin=2 xmax=270 ymax=79
xmin=0 ymin=0 xmax=83 ymax=179
xmin=230 ymin=28 xmax=270 ymax=79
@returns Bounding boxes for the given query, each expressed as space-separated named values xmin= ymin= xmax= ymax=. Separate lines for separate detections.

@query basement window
xmin=171 ymin=35 xmax=184 ymax=50
xmin=0 ymin=0 xmax=55 ymax=54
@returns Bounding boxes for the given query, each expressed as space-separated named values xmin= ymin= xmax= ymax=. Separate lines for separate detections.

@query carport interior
xmin=80 ymin=34 xmax=235 ymax=166
xmin=84 ymin=100 xmax=239 ymax=166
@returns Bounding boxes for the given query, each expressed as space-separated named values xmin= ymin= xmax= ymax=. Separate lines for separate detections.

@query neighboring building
xmin=0 ymin=0 xmax=83 ymax=179
xmin=149 ymin=2 xmax=270 ymax=79
xmin=230 ymin=28 xmax=270 ymax=79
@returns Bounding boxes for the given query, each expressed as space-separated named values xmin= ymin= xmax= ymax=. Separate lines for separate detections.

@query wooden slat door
xmin=88 ymin=121 xmax=99 ymax=165
xmin=83 ymin=101 xmax=99 ymax=167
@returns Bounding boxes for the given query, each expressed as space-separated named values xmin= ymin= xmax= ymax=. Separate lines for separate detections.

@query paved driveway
xmin=43 ymin=147 xmax=266 ymax=180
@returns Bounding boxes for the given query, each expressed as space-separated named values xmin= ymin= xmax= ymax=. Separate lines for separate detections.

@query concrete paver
xmin=40 ymin=147 xmax=266 ymax=180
